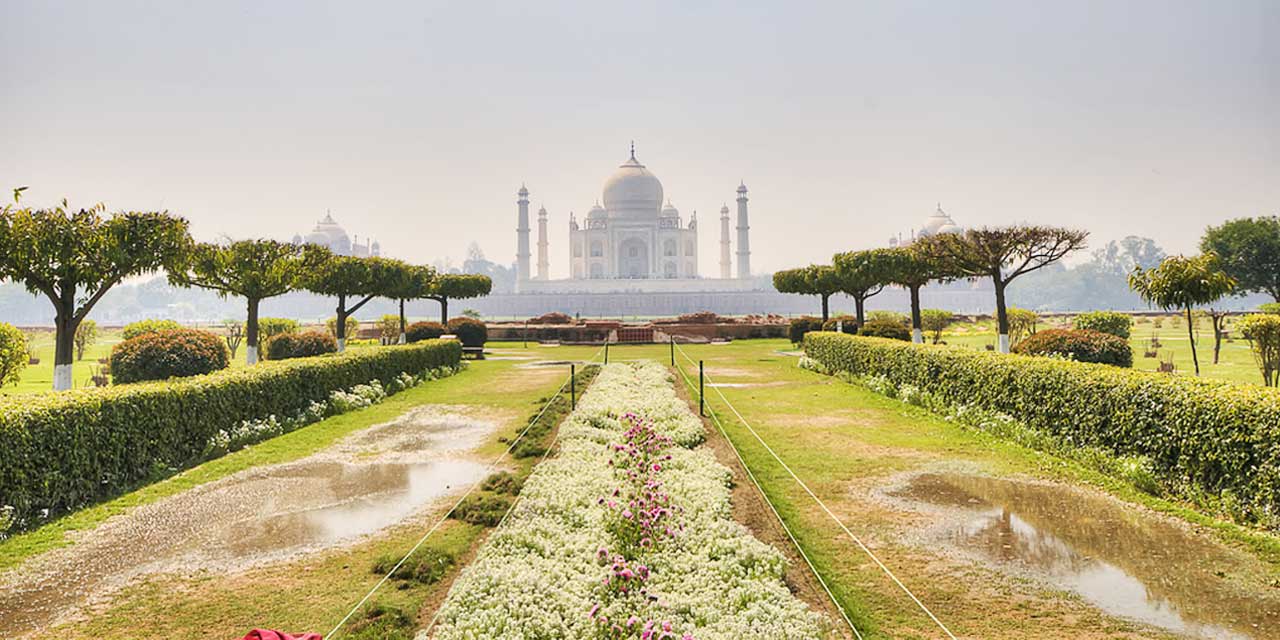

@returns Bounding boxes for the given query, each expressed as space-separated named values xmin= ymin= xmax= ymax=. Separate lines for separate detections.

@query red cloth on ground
xmin=240 ymin=630 xmax=322 ymax=640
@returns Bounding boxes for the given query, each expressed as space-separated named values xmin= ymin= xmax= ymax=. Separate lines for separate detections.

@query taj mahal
xmin=512 ymin=145 xmax=759 ymax=294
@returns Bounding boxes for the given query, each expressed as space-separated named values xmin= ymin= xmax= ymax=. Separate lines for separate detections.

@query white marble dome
xmin=919 ymin=204 xmax=961 ymax=237
xmin=602 ymin=152 xmax=663 ymax=216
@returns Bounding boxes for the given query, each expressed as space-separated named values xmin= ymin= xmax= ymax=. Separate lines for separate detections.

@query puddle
xmin=887 ymin=473 xmax=1280 ymax=639
xmin=0 ymin=407 xmax=497 ymax=637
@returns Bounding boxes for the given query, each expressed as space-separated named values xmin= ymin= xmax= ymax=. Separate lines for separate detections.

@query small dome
xmin=588 ymin=201 xmax=607 ymax=218
xmin=602 ymin=151 xmax=663 ymax=216
xmin=661 ymin=199 xmax=679 ymax=217
xmin=538 ymin=205 xmax=548 ymax=217
xmin=919 ymin=203 xmax=960 ymax=237
xmin=720 ymin=203 xmax=730 ymax=215
xmin=518 ymin=184 xmax=529 ymax=197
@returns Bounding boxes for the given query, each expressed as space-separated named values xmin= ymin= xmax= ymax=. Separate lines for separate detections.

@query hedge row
xmin=803 ymin=331 xmax=1280 ymax=522
xmin=0 ymin=339 xmax=462 ymax=530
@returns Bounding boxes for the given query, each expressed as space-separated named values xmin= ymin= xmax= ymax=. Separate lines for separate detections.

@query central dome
xmin=602 ymin=152 xmax=664 ymax=216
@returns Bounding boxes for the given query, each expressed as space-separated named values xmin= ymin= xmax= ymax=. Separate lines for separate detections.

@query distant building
xmin=888 ymin=203 xmax=963 ymax=247
xmin=292 ymin=212 xmax=381 ymax=257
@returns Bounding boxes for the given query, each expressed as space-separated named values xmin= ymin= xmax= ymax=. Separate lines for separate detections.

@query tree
xmin=171 ymin=239 xmax=330 ymax=364
xmin=1129 ymin=253 xmax=1236 ymax=376
xmin=1237 ymin=313 xmax=1280 ymax=386
xmin=0 ymin=323 xmax=28 ymax=387
xmin=1201 ymin=216 xmax=1280 ymax=302
xmin=223 ymin=320 xmax=244 ymax=359
xmin=917 ymin=226 xmax=1088 ymax=353
xmin=880 ymin=246 xmax=960 ymax=343
xmin=303 ymin=256 xmax=406 ymax=350
xmin=383 ymin=264 xmax=436 ymax=344
xmin=1006 ymin=307 xmax=1039 ymax=348
xmin=1201 ymin=309 xmax=1229 ymax=365
xmin=831 ymin=249 xmax=895 ymax=326
xmin=772 ymin=265 xmax=842 ymax=322
xmin=0 ymin=201 xmax=192 ymax=389
xmin=920 ymin=309 xmax=953 ymax=344
xmin=74 ymin=319 xmax=98 ymax=361
xmin=425 ymin=274 xmax=492 ymax=325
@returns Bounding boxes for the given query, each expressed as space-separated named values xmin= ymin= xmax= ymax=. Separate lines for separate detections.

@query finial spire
xmin=629 ymin=140 xmax=636 ymax=160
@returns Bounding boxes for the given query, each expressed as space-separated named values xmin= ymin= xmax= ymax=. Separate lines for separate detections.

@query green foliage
xmin=920 ymin=309 xmax=954 ymax=344
xmin=265 ymin=331 xmax=337 ymax=360
xmin=1007 ymin=307 xmax=1038 ymax=347
xmin=819 ymin=316 xmax=858 ymax=334
xmin=378 ymin=314 xmax=402 ymax=341
xmin=1073 ymin=311 xmax=1133 ymax=339
xmin=1201 ymin=216 xmax=1280 ymax=301
xmin=431 ymin=273 xmax=492 ymax=300
xmin=857 ymin=319 xmax=911 ymax=341
xmin=257 ymin=317 xmax=299 ymax=342
xmin=0 ymin=339 xmax=462 ymax=531
xmin=1260 ymin=303 xmax=1280 ymax=315
xmin=122 ymin=319 xmax=183 ymax=340
xmin=481 ymin=471 xmax=524 ymax=495
xmin=344 ymin=603 xmax=416 ymax=640
xmin=1013 ymin=328 xmax=1133 ymax=367
xmin=406 ymin=321 xmax=446 ymax=343
xmin=372 ymin=546 xmax=455 ymax=585
xmin=1237 ymin=314 xmax=1280 ymax=387
xmin=831 ymin=250 xmax=892 ymax=320
xmin=0 ymin=324 xmax=28 ymax=387
xmin=110 ymin=329 xmax=231 ymax=383
xmin=450 ymin=492 xmax=513 ymax=527
xmin=866 ymin=310 xmax=908 ymax=326
xmin=447 ymin=317 xmax=488 ymax=348
xmin=803 ymin=331 xmax=1280 ymax=525
xmin=326 ymin=316 xmax=360 ymax=339
xmin=788 ymin=317 xmax=823 ymax=344
xmin=73 ymin=319 xmax=98 ymax=361
xmin=774 ymin=265 xmax=844 ymax=320
xmin=1129 ymin=254 xmax=1237 ymax=312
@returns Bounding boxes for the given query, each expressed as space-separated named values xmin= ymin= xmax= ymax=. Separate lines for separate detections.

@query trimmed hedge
xmin=0 ymin=339 xmax=462 ymax=531
xmin=1014 ymin=328 xmax=1133 ymax=367
xmin=803 ymin=331 xmax=1280 ymax=523
xmin=265 ymin=331 xmax=338 ymax=360
xmin=819 ymin=316 xmax=858 ymax=335
xmin=406 ymin=321 xmax=447 ymax=343
xmin=110 ymin=329 xmax=231 ymax=383
xmin=788 ymin=317 xmax=823 ymax=344
xmin=121 ymin=319 xmax=183 ymax=340
xmin=448 ymin=317 xmax=487 ymax=348
xmin=858 ymin=319 xmax=910 ymax=341
xmin=1073 ymin=311 xmax=1133 ymax=339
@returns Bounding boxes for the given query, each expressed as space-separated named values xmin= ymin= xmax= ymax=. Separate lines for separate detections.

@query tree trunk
xmin=53 ymin=311 xmax=78 ymax=391
xmin=439 ymin=297 xmax=449 ymax=326
xmin=1186 ymin=306 xmax=1199 ymax=375
xmin=993 ymin=277 xmax=1010 ymax=354
xmin=820 ymin=294 xmax=830 ymax=323
xmin=246 ymin=298 xmax=261 ymax=364
xmin=1212 ymin=314 xmax=1225 ymax=365
xmin=854 ymin=297 xmax=866 ymax=326
xmin=909 ymin=285 xmax=923 ymax=344
xmin=398 ymin=299 xmax=407 ymax=345
xmin=336 ymin=294 xmax=348 ymax=352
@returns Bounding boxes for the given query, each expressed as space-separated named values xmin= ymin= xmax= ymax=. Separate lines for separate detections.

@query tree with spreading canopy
xmin=74 ymin=319 xmax=98 ymax=361
xmin=832 ymin=249 xmax=897 ymax=326
xmin=0 ymin=199 xmax=192 ymax=389
xmin=302 ymin=255 xmax=408 ymax=350
xmin=1200 ymin=216 xmax=1280 ymax=302
xmin=171 ymin=239 xmax=331 ymax=363
xmin=384 ymin=264 xmax=436 ymax=344
xmin=1129 ymin=253 xmax=1236 ymax=376
xmin=424 ymin=274 xmax=492 ymax=325
xmin=772 ymin=265 xmax=842 ymax=322
xmin=880 ymin=246 xmax=960 ymax=343
xmin=916 ymin=226 xmax=1087 ymax=353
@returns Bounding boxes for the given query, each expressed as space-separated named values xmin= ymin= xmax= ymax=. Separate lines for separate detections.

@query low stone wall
xmin=487 ymin=321 xmax=786 ymax=343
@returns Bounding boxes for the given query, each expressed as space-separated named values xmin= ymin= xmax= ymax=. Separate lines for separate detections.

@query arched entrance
xmin=618 ymin=238 xmax=649 ymax=278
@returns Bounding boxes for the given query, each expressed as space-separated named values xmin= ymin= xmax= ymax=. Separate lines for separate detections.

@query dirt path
xmin=0 ymin=405 xmax=503 ymax=638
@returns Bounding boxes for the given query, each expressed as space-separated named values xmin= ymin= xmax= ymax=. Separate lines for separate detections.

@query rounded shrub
xmin=529 ymin=312 xmax=573 ymax=324
xmin=121 ymin=319 xmax=183 ymax=340
xmin=1013 ymin=328 xmax=1133 ymax=367
xmin=0 ymin=323 xmax=29 ymax=387
xmin=788 ymin=317 xmax=823 ymax=344
xmin=110 ymin=329 xmax=230 ymax=383
xmin=257 ymin=317 xmax=299 ymax=343
xmin=820 ymin=316 xmax=859 ymax=335
xmin=448 ymin=317 xmax=488 ymax=348
xmin=264 ymin=331 xmax=337 ymax=360
xmin=858 ymin=319 xmax=911 ymax=341
xmin=1073 ymin=311 xmax=1133 ymax=339
xmin=406 ymin=321 xmax=447 ymax=343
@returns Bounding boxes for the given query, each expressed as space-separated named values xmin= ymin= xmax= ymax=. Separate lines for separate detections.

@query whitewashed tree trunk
xmin=337 ymin=338 xmax=346 ymax=352
xmin=53 ymin=364 xmax=73 ymax=391
xmin=912 ymin=328 xmax=923 ymax=344
xmin=998 ymin=334 xmax=1010 ymax=354
xmin=246 ymin=345 xmax=259 ymax=365
xmin=398 ymin=333 xmax=406 ymax=345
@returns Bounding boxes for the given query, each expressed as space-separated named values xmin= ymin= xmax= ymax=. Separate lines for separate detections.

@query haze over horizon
xmin=3 ymin=0 xmax=1276 ymax=277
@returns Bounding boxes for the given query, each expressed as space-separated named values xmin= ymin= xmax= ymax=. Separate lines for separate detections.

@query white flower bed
xmin=432 ymin=361 xmax=828 ymax=640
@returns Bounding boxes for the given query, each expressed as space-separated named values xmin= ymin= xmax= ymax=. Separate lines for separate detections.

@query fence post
xmin=605 ymin=340 xmax=610 ymax=365
xmin=570 ymin=363 xmax=576 ymax=409
xmin=699 ymin=360 xmax=705 ymax=417
xmin=670 ymin=336 xmax=675 ymax=366
xmin=524 ymin=320 xmax=529 ymax=349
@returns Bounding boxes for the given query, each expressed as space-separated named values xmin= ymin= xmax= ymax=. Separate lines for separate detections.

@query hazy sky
xmin=3 ymin=0 xmax=1276 ymax=277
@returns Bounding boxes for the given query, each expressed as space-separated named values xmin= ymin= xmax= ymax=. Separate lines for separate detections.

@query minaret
xmin=516 ymin=184 xmax=531 ymax=288
xmin=536 ymin=205 xmax=549 ymax=281
xmin=735 ymin=182 xmax=751 ymax=279
xmin=719 ymin=204 xmax=732 ymax=279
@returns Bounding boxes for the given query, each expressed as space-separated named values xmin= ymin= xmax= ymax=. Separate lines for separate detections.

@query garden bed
xmin=430 ymin=361 xmax=830 ymax=639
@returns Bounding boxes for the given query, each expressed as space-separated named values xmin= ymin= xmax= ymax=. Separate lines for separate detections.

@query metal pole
xmin=670 ymin=336 xmax=675 ymax=366
xmin=570 ymin=364 xmax=576 ymax=409
xmin=523 ymin=320 xmax=529 ymax=349
xmin=699 ymin=360 xmax=705 ymax=417
xmin=605 ymin=340 xmax=610 ymax=365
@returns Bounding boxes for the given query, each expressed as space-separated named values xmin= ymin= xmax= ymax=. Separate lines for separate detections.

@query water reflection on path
xmin=888 ymin=473 xmax=1280 ymax=639
xmin=0 ymin=407 xmax=495 ymax=638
